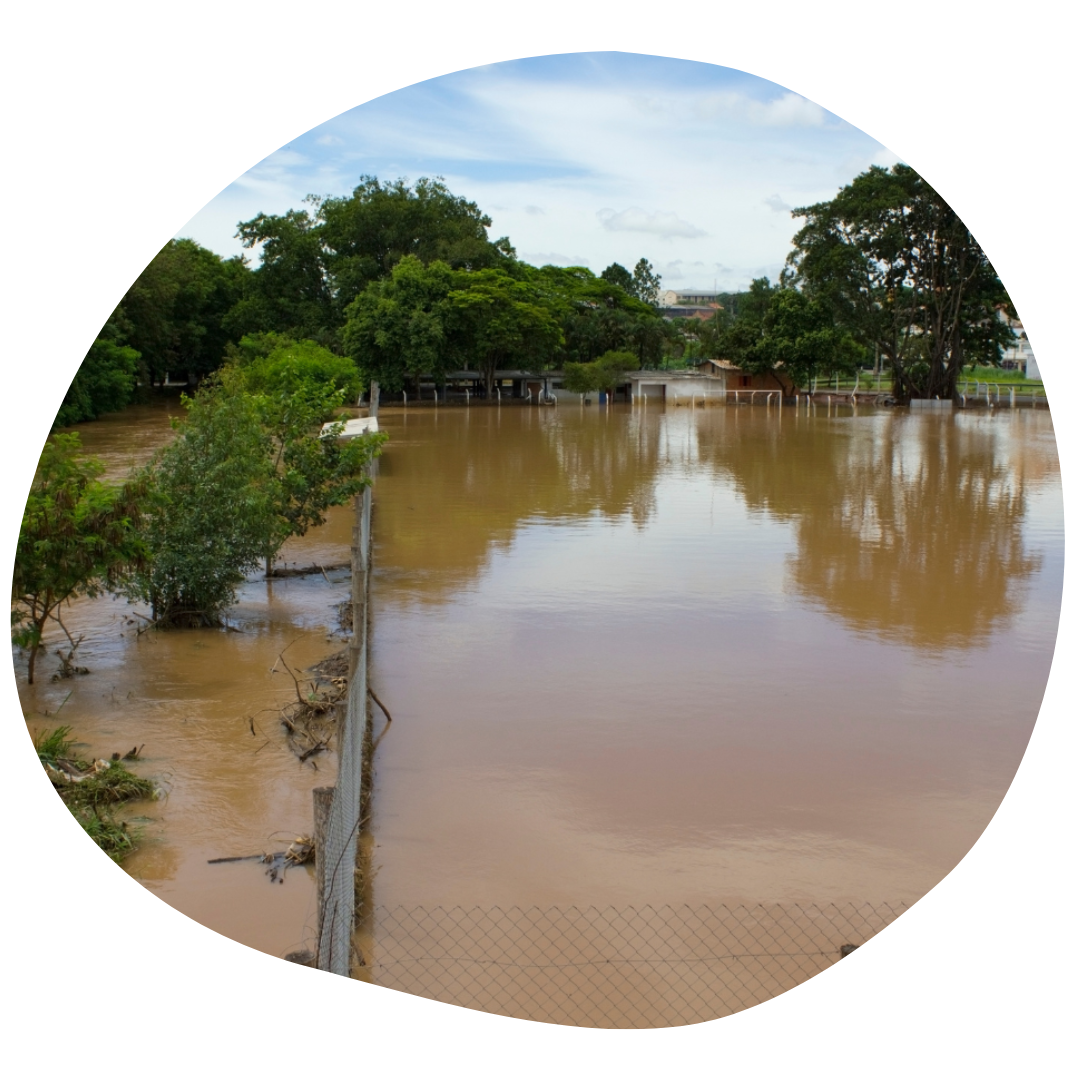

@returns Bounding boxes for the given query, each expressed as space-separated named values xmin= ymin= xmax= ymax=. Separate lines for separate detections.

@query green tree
xmin=446 ymin=267 xmax=562 ymax=397
xmin=600 ymin=262 xmax=634 ymax=293
xmin=55 ymin=338 xmax=141 ymax=427
xmin=631 ymin=258 xmax=662 ymax=308
xmin=13 ymin=434 xmax=147 ymax=683
xmin=229 ymin=203 xmax=335 ymax=343
xmin=320 ymin=176 xmax=514 ymax=315
xmin=788 ymin=163 xmax=1012 ymax=402
xmin=342 ymin=256 xmax=456 ymax=395
xmin=526 ymin=264 xmax=655 ymax=366
xmin=221 ymin=363 xmax=385 ymax=575
xmin=717 ymin=278 xmax=863 ymax=392
xmin=563 ymin=349 xmax=635 ymax=396
xmin=115 ymin=238 xmax=249 ymax=385
xmin=236 ymin=177 xmax=515 ymax=343
xmin=227 ymin=333 xmax=361 ymax=403
xmin=130 ymin=386 xmax=275 ymax=626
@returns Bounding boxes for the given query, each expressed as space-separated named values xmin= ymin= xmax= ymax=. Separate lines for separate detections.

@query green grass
xmin=33 ymin=726 xmax=156 ymax=861
xmin=813 ymin=369 xmax=1044 ymax=395
xmin=71 ymin=805 xmax=142 ymax=862
xmin=34 ymin=724 xmax=80 ymax=767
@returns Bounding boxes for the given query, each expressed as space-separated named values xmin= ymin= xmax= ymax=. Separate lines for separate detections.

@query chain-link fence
xmin=316 ymin=480 xmax=373 ymax=975
xmin=361 ymin=901 xmax=907 ymax=1026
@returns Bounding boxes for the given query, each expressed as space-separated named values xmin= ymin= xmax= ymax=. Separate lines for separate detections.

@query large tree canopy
xmin=235 ymin=176 xmax=515 ymax=344
xmin=115 ymin=238 xmax=249 ymax=384
xmin=447 ymin=267 xmax=563 ymax=397
xmin=788 ymin=164 xmax=1012 ymax=402
xmin=342 ymin=256 xmax=457 ymax=395
xmin=56 ymin=337 xmax=141 ymax=427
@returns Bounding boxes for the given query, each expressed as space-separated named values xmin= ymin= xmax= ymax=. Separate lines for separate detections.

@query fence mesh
xmin=362 ymin=901 xmax=907 ymax=1027
xmin=316 ymin=481 xmax=372 ymax=975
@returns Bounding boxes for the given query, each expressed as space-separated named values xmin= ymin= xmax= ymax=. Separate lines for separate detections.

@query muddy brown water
xmin=16 ymin=398 xmax=1063 ymax=980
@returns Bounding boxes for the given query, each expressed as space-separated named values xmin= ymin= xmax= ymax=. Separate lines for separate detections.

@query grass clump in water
xmin=33 ymin=726 xmax=156 ymax=862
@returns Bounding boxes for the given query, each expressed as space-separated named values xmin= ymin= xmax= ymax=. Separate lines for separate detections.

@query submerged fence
xmin=362 ymin=901 xmax=907 ymax=1027
xmin=316 ymin=388 xmax=379 ymax=975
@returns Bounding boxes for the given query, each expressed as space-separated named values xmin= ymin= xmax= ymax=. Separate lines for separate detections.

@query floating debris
xmin=208 ymin=835 xmax=315 ymax=884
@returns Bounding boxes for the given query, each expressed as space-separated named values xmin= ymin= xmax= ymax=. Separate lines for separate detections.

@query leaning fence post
xmin=313 ymin=785 xmax=334 ymax=935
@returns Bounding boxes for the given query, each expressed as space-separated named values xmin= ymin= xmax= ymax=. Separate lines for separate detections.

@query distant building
xmin=658 ymin=289 xmax=724 ymax=309
xmin=1000 ymin=314 xmax=1039 ymax=380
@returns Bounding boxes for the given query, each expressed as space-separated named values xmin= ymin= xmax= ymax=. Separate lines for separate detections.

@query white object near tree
xmin=321 ymin=417 xmax=381 ymax=439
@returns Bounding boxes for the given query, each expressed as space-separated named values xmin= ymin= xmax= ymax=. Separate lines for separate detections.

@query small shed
xmin=696 ymin=359 xmax=795 ymax=396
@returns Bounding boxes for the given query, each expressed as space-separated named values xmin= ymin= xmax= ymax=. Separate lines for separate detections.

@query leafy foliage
xmin=130 ymin=355 xmax=386 ymax=620
xmin=227 ymin=333 xmax=361 ymax=402
xmin=631 ymin=258 xmax=661 ymax=308
xmin=55 ymin=338 xmax=141 ymax=427
xmin=129 ymin=385 xmax=275 ymax=626
xmin=446 ymin=267 xmax=563 ymax=396
xmin=13 ymin=435 xmax=147 ymax=683
xmin=229 ymin=363 xmax=386 ymax=573
xmin=563 ymin=350 xmax=637 ymax=395
xmin=788 ymin=163 xmax=1012 ymax=401
xmin=343 ymin=256 xmax=457 ymax=394
xmin=235 ymin=177 xmax=515 ymax=343
xmin=112 ymin=237 xmax=249 ymax=384
xmin=715 ymin=278 xmax=864 ymax=391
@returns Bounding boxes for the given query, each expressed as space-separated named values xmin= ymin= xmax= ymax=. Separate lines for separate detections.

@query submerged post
xmin=313 ymin=785 xmax=334 ymax=925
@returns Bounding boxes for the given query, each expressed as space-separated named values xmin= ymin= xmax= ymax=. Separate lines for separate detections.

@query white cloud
xmin=696 ymin=90 xmax=828 ymax=128
xmin=764 ymin=194 xmax=793 ymax=212
xmin=597 ymin=207 xmax=706 ymax=240
xmin=176 ymin=56 xmax=897 ymax=289
xmin=520 ymin=251 xmax=592 ymax=267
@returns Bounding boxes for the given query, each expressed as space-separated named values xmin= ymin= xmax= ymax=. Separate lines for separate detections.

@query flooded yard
xmin=16 ymin=399 xmax=1063 ymax=988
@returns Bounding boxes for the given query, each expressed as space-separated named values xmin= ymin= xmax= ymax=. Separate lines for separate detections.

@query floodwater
xmin=17 ymin=398 xmax=355 ymax=958
xmin=368 ymin=403 xmax=1062 ymax=910
xmin=15 ymin=398 xmax=1063 ymax=979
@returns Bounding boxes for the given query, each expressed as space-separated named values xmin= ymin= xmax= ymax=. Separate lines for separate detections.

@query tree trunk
xmin=27 ymin=635 xmax=39 ymax=685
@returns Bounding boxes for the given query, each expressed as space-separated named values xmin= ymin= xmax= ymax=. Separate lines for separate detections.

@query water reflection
xmin=698 ymin=410 xmax=1048 ymax=650
xmin=373 ymin=409 xmax=662 ymax=603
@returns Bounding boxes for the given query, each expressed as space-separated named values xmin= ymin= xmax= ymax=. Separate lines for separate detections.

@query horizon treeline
xmin=59 ymin=176 xmax=691 ymax=424
xmin=60 ymin=163 xmax=1017 ymax=423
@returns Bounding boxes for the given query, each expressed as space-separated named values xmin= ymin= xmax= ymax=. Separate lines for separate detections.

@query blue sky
xmin=179 ymin=52 xmax=900 ymax=292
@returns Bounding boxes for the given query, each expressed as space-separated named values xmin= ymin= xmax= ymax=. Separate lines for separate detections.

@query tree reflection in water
xmin=701 ymin=410 xmax=1045 ymax=651
xmin=373 ymin=408 xmax=662 ymax=604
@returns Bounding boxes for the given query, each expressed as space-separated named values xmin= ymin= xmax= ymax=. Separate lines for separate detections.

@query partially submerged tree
xmin=132 ymin=360 xmax=386 ymax=622
xmin=13 ymin=434 xmax=147 ymax=683
xmin=130 ymin=386 xmax=274 ymax=626
xmin=225 ymin=359 xmax=386 ymax=575
xmin=788 ymin=164 xmax=1012 ymax=402
xmin=55 ymin=338 xmax=141 ymax=427
xmin=563 ymin=350 xmax=636 ymax=396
